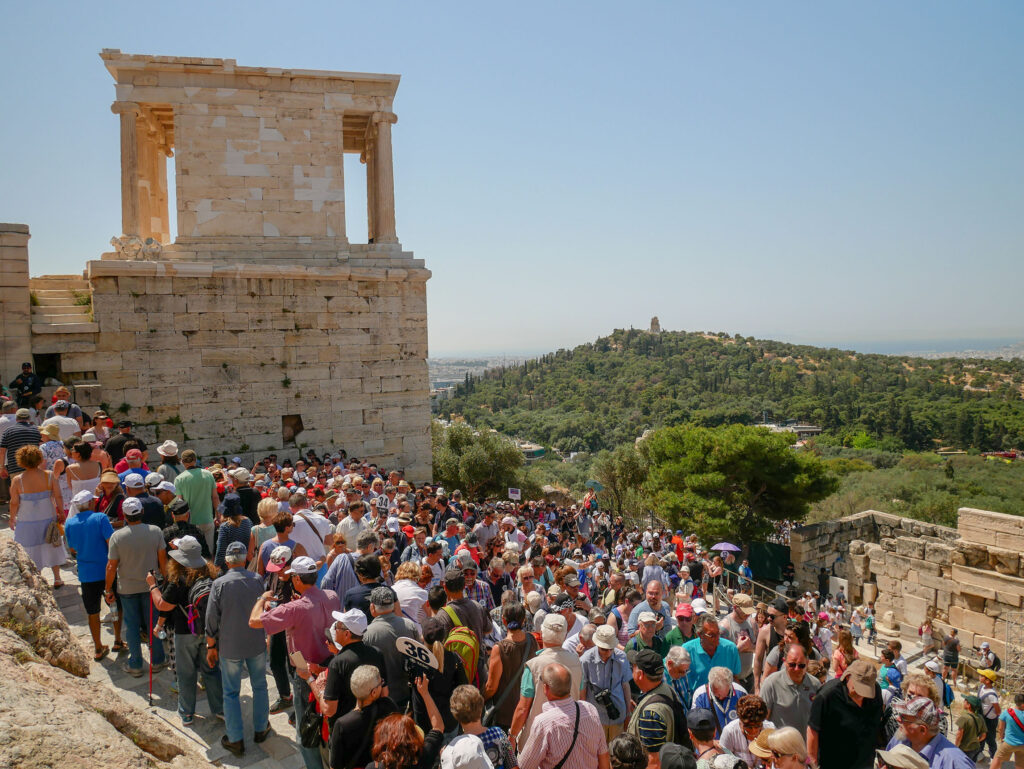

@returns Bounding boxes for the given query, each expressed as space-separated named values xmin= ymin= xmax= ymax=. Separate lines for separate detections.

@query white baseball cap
xmin=332 ymin=608 xmax=368 ymax=636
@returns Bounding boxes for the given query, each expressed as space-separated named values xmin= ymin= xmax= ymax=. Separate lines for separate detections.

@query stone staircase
xmin=29 ymin=276 xmax=99 ymax=334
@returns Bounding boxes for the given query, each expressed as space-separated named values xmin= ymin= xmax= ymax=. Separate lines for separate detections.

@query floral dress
xmin=40 ymin=440 xmax=70 ymax=512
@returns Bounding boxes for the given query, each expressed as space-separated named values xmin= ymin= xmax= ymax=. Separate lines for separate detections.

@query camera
xmin=594 ymin=688 xmax=620 ymax=721
xmin=403 ymin=657 xmax=437 ymax=682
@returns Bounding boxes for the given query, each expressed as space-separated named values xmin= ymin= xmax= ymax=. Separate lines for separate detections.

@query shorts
xmin=993 ymin=742 xmax=1024 ymax=767
xmin=81 ymin=580 xmax=106 ymax=615
xmin=943 ymin=652 xmax=959 ymax=667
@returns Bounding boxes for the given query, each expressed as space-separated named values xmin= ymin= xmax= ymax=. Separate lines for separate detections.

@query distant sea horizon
xmin=431 ymin=335 xmax=1024 ymax=361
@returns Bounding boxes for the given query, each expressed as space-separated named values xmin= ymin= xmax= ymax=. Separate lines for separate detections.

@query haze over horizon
xmin=2 ymin=2 xmax=1022 ymax=357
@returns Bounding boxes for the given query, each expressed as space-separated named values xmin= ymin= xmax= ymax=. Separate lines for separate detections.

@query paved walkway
xmin=1 ymin=521 xmax=306 ymax=768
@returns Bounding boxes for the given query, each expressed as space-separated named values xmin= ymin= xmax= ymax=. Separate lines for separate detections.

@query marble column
xmin=371 ymin=111 xmax=398 ymax=244
xmin=111 ymin=101 xmax=142 ymax=237
xmin=364 ymin=145 xmax=377 ymax=243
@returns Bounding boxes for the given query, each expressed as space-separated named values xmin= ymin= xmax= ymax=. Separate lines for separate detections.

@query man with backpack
xmin=435 ymin=568 xmax=493 ymax=684
xmin=626 ymin=648 xmax=694 ymax=759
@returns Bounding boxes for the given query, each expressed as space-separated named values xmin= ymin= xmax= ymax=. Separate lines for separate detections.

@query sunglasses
xmin=770 ymin=750 xmax=790 ymax=760
xmin=786 ymin=662 xmax=807 ymax=670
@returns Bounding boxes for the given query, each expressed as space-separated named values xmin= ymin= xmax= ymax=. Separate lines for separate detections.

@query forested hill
xmin=440 ymin=329 xmax=1024 ymax=454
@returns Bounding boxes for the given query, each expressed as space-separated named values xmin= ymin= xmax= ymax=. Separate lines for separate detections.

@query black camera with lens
xmin=594 ymin=688 xmax=620 ymax=721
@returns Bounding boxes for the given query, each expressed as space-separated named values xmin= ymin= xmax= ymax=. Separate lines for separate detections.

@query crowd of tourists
xmin=1 ymin=380 xmax=1022 ymax=769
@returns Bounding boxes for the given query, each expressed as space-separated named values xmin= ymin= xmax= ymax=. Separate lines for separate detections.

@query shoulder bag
xmin=482 ymin=633 xmax=535 ymax=726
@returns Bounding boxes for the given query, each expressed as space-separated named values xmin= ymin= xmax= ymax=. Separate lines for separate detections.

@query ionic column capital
xmin=371 ymin=111 xmax=398 ymax=126
xmin=111 ymin=101 xmax=143 ymax=117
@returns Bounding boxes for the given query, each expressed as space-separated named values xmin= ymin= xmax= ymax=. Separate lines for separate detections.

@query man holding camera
xmin=581 ymin=624 xmax=632 ymax=741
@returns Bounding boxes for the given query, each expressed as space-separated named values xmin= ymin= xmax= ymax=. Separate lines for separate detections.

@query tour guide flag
xmin=508 ymin=488 xmax=521 ymax=501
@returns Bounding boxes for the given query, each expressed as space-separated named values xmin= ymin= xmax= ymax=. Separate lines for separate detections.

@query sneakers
xmin=254 ymin=725 xmax=273 ymax=744
xmin=151 ymin=661 xmax=169 ymax=673
xmin=121 ymin=662 xmax=144 ymax=677
xmin=220 ymin=735 xmax=245 ymax=757
xmin=269 ymin=696 xmax=293 ymax=714
xmin=181 ymin=714 xmax=195 ymax=726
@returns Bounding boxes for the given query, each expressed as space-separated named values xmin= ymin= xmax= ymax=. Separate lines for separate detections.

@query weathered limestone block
xmin=896 ymin=537 xmax=925 ymax=559
xmin=924 ymin=541 xmax=954 ymax=564
xmin=987 ymin=546 xmax=1020 ymax=576
xmin=951 ymin=564 xmax=1024 ymax=607
xmin=953 ymin=540 xmax=989 ymax=569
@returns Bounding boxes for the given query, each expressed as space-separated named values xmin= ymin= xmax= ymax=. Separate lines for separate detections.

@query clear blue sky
xmin=2 ymin=2 xmax=1022 ymax=356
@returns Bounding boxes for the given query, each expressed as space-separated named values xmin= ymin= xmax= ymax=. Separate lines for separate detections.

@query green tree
xmin=431 ymin=421 xmax=524 ymax=500
xmin=591 ymin=443 xmax=648 ymax=514
xmin=642 ymin=424 xmax=838 ymax=543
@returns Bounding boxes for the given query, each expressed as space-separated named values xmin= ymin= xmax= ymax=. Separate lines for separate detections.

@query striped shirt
xmin=0 ymin=422 xmax=40 ymax=474
xmin=518 ymin=697 xmax=607 ymax=769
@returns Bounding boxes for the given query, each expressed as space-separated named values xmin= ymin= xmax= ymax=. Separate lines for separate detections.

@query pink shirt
xmin=260 ymin=586 xmax=340 ymax=665
xmin=519 ymin=697 xmax=607 ymax=769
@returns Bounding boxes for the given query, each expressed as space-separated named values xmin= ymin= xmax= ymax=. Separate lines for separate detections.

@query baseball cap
xmin=540 ymin=613 xmax=567 ymax=643
xmin=843 ymin=658 xmax=878 ymax=698
xmin=71 ymin=489 xmax=95 ymax=508
xmin=771 ymin=597 xmax=789 ymax=614
xmin=266 ymin=545 xmax=293 ymax=572
xmin=15 ymin=408 xmax=31 ymax=420
xmin=123 ymin=472 xmax=145 ymax=489
xmin=563 ymin=574 xmax=580 ymax=588
xmin=964 ymin=695 xmax=983 ymax=710
xmin=675 ymin=603 xmax=694 ymax=619
xmin=121 ymin=497 xmax=143 ymax=517
xmin=456 ymin=553 xmax=477 ymax=571
xmin=686 ymin=708 xmax=715 ymax=731
xmin=225 ymin=541 xmax=247 ymax=559
xmin=731 ymin=593 xmax=754 ymax=616
xmin=552 ymin=593 xmax=575 ymax=612
xmin=332 ymin=608 xmax=368 ymax=636
xmin=875 ymin=745 xmax=929 ymax=769
xmin=690 ymin=598 xmax=708 ymax=615
xmin=593 ymin=625 xmax=617 ymax=650
xmin=283 ymin=555 xmax=318 ymax=576
xmin=370 ymin=586 xmax=396 ymax=608
xmin=637 ymin=611 xmax=658 ymax=624
xmin=168 ymin=497 xmax=190 ymax=517
xmin=661 ymin=744 xmax=696 ymax=769
xmin=126 ymin=448 xmax=143 ymax=460
xmin=156 ymin=480 xmax=176 ymax=494
xmin=144 ymin=472 xmax=163 ymax=488
xmin=628 ymin=648 xmax=664 ymax=677
xmin=924 ymin=658 xmax=942 ymax=674
xmin=978 ymin=668 xmax=998 ymax=682
xmin=894 ymin=696 xmax=940 ymax=729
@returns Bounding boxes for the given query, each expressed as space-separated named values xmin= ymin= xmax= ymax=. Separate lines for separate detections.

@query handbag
xmin=482 ymin=633 xmax=535 ymax=726
xmin=299 ymin=692 xmax=324 ymax=749
xmin=45 ymin=520 xmax=63 ymax=547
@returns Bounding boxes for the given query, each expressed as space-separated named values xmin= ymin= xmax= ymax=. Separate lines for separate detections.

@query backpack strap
xmin=296 ymin=512 xmax=325 ymax=544
xmin=443 ymin=604 xmax=464 ymax=628
xmin=1009 ymin=708 xmax=1024 ymax=732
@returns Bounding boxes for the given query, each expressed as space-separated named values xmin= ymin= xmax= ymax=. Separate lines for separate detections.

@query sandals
xmin=111 ymin=641 xmax=127 ymax=653
xmin=52 ymin=581 xmax=65 ymax=589
xmin=94 ymin=646 xmax=110 ymax=661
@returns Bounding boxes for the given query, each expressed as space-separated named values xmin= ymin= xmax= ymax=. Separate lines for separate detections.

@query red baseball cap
xmin=676 ymin=603 xmax=694 ymax=618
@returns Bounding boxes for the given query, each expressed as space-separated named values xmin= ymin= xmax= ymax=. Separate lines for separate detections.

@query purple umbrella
xmin=712 ymin=542 xmax=741 ymax=552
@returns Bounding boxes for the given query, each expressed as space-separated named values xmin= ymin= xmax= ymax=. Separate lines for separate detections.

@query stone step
xmin=31 ymin=321 xmax=100 ymax=334
xmin=33 ymin=293 xmax=87 ymax=306
xmin=31 ymin=304 xmax=90 ymax=317
xmin=29 ymin=276 xmax=89 ymax=290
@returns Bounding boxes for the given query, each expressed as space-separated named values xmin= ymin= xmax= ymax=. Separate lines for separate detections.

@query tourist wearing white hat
xmin=64 ymin=488 xmax=115 ymax=661
xmin=155 ymin=440 xmax=183 ymax=483
xmin=581 ymin=624 xmax=632 ymax=740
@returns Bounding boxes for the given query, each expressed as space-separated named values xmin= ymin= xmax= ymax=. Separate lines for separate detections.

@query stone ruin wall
xmin=792 ymin=507 xmax=1024 ymax=657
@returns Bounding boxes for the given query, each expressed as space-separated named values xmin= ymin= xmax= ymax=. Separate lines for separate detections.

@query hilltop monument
xmin=0 ymin=51 xmax=431 ymax=478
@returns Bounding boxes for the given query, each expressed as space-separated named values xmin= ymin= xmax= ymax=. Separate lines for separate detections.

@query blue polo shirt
xmin=683 ymin=637 xmax=742 ymax=692
xmin=64 ymin=510 xmax=115 ymax=583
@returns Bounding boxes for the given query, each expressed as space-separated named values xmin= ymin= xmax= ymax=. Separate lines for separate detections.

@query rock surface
xmin=0 ymin=537 xmax=89 ymax=676
xmin=0 ymin=539 xmax=209 ymax=768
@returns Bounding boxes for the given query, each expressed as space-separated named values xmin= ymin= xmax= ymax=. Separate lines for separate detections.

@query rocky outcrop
xmin=0 ymin=539 xmax=208 ymax=768
xmin=0 ymin=537 xmax=89 ymax=676
xmin=0 ymin=627 xmax=208 ymax=768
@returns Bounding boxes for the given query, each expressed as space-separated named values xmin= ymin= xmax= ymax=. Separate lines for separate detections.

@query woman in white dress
xmin=10 ymin=444 xmax=67 ymax=586
xmin=39 ymin=424 xmax=71 ymax=513
xmin=65 ymin=439 xmax=102 ymax=499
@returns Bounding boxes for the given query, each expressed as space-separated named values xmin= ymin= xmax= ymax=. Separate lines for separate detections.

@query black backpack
xmin=184 ymin=577 xmax=214 ymax=635
xmin=991 ymin=653 xmax=1002 ymax=672
xmin=642 ymin=691 xmax=694 ymax=750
